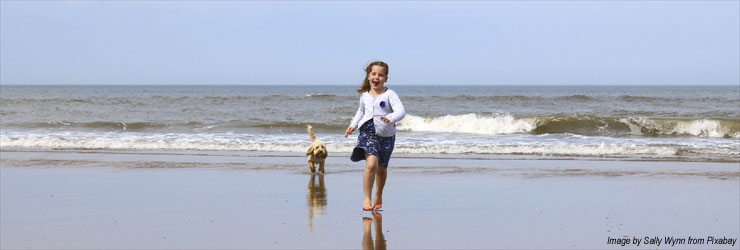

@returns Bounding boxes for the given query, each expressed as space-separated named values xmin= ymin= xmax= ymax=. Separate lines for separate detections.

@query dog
xmin=306 ymin=124 xmax=327 ymax=173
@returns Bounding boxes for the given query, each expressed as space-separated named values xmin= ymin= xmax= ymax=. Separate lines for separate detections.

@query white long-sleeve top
xmin=349 ymin=89 xmax=406 ymax=137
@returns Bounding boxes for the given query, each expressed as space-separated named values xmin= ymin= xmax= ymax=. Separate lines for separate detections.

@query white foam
xmin=624 ymin=118 xmax=739 ymax=138
xmin=618 ymin=118 xmax=644 ymax=135
xmin=671 ymin=119 xmax=727 ymax=138
xmin=0 ymin=135 xmax=304 ymax=152
xmin=2 ymin=132 xmax=737 ymax=159
xmin=397 ymin=114 xmax=536 ymax=135
xmin=0 ymin=132 xmax=354 ymax=153
xmin=392 ymin=143 xmax=680 ymax=156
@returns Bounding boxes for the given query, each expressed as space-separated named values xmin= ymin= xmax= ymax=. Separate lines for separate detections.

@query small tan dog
xmin=306 ymin=125 xmax=327 ymax=173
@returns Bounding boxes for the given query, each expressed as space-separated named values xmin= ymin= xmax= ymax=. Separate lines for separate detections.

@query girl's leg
xmin=373 ymin=166 xmax=387 ymax=210
xmin=363 ymin=152 xmax=379 ymax=210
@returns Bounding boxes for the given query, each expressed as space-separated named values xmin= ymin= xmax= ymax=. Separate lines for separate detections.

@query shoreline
xmin=2 ymin=149 xmax=739 ymax=179
xmin=3 ymin=147 xmax=739 ymax=163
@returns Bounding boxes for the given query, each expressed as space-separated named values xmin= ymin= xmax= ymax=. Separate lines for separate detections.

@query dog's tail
xmin=307 ymin=124 xmax=317 ymax=142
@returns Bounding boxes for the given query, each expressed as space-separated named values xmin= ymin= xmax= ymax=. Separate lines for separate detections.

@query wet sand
xmin=1 ymin=149 xmax=739 ymax=249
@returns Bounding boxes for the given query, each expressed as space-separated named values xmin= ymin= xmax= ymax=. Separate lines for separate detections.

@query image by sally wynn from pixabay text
xmin=607 ymin=236 xmax=737 ymax=247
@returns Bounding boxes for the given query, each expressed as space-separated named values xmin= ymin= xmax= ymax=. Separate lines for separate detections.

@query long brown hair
xmin=357 ymin=61 xmax=389 ymax=94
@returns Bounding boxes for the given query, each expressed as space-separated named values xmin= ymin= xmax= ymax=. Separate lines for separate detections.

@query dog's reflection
xmin=307 ymin=174 xmax=327 ymax=231
xmin=362 ymin=212 xmax=387 ymax=250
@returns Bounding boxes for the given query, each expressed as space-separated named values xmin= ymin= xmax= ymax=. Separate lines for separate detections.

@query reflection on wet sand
xmin=307 ymin=174 xmax=327 ymax=231
xmin=362 ymin=212 xmax=387 ymax=250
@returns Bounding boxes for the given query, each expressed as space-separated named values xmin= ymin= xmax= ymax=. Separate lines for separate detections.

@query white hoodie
xmin=350 ymin=89 xmax=406 ymax=137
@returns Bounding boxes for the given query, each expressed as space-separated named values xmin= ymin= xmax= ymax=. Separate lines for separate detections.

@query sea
xmin=1 ymin=85 xmax=738 ymax=162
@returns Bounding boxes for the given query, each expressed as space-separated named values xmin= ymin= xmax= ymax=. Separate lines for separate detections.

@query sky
xmin=1 ymin=1 xmax=738 ymax=85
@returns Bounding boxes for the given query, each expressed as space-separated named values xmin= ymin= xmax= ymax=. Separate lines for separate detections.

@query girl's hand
xmin=380 ymin=116 xmax=391 ymax=124
xmin=344 ymin=126 xmax=355 ymax=138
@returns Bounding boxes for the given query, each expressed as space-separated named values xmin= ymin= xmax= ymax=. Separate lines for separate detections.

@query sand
xmin=1 ymin=149 xmax=739 ymax=249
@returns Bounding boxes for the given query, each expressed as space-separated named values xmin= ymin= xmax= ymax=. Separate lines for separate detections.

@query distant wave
xmin=397 ymin=114 xmax=740 ymax=138
xmin=406 ymin=95 xmax=544 ymax=102
xmin=0 ymin=94 xmax=354 ymax=105
xmin=9 ymin=121 xmax=199 ymax=131
xmin=555 ymin=94 xmax=596 ymax=102
xmin=305 ymin=94 xmax=337 ymax=98
xmin=247 ymin=122 xmax=347 ymax=130
xmin=5 ymin=120 xmax=348 ymax=132
xmin=402 ymin=95 xmax=734 ymax=104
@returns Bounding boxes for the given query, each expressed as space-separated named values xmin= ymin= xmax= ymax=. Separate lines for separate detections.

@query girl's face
xmin=367 ymin=65 xmax=388 ymax=91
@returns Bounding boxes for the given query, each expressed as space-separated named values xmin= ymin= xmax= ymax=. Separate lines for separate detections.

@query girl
xmin=344 ymin=61 xmax=406 ymax=211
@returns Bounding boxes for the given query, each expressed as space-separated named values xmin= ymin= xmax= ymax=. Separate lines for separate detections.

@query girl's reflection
xmin=362 ymin=212 xmax=387 ymax=250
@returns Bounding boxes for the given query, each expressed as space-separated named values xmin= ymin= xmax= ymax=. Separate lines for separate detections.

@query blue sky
xmin=1 ymin=1 xmax=738 ymax=85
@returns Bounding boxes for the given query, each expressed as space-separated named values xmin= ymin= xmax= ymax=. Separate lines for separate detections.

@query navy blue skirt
xmin=350 ymin=120 xmax=396 ymax=168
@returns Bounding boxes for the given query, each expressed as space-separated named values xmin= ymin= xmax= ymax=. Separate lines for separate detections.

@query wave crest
xmin=623 ymin=118 xmax=740 ymax=138
xmin=397 ymin=114 xmax=740 ymax=138
xmin=398 ymin=114 xmax=536 ymax=135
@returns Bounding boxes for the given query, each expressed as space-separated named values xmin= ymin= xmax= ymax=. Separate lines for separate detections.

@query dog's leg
xmin=319 ymin=160 xmax=325 ymax=174
xmin=308 ymin=160 xmax=316 ymax=173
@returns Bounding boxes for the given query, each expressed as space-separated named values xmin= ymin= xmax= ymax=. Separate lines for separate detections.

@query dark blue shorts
xmin=350 ymin=120 xmax=396 ymax=168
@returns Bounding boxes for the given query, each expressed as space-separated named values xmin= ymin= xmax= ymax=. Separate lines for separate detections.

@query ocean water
xmin=1 ymin=85 xmax=738 ymax=162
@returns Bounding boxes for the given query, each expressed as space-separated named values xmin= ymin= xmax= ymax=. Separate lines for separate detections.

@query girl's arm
xmin=350 ymin=96 xmax=365 ymax=129
xmin=346 ymin=96 xmax=365 ymax=137
xmin=384 ymin=91 xmax=406 ymax=124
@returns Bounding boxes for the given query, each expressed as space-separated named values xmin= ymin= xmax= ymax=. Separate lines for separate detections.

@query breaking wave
xmin=398 ymin=114 xmax=537 ymax=135
xmin=398 ymin=114 xmax=740 ymax=138
xmin=6 ymin=114 xmax=738 ymax=138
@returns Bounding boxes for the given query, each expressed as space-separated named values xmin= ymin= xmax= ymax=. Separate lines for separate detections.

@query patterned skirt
xmin=350 ymin=120 xmax=396 ymax=168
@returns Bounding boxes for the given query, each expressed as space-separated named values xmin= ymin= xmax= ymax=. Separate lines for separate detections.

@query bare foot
xmin=372 ymin=196 xmax=382 ymax=210
xmin=363 ymin=198 xmax=373 ymax=211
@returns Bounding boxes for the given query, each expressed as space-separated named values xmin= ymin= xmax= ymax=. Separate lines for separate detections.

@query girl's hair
xmin=357 ymin=61 xmax=389 ymax=94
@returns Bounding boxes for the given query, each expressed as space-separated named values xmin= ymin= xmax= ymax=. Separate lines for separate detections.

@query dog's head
xmin=310 ymin=141 xmax=327 ymax=158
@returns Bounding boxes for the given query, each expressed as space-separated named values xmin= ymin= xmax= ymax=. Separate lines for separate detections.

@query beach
xmin=2 ymin=0 xmax=739 ymax=248
xmin=1 ymin=149 xmax=738 ymax=249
